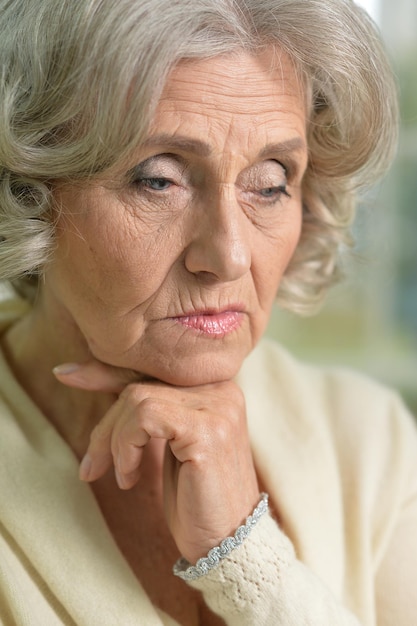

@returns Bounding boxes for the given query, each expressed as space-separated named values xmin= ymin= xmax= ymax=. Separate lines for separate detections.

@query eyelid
xmin=127 ymin=153 xmax=188 ymax=183
xmin=266 ymin=156 xmax=302 ymax=183
xmin=127 ymin=154 xmax=296 ymax=193
xmin=238 ymin=159 xmax=288 ymax=187
xmin=270 ymin=159 xmax=290 ymax=181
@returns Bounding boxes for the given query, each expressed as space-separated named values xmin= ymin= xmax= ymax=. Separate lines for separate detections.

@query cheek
xmin=285 ymin=211 xmax=303 ymax=264
xmin=252 ymin=208 xmax=302 ymax=312
xmin=261 ymin=205 xmax=303 ymax=272
xmin=55 ymin=208 xmax=176 ymax=310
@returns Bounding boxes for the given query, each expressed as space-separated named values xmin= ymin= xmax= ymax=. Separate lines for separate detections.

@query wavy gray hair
xmin=0 ymin=0 xmax=398 ymax=313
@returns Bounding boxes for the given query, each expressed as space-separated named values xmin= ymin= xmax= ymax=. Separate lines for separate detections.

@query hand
xmin=54 ymin=360 xmax=260 ymax=563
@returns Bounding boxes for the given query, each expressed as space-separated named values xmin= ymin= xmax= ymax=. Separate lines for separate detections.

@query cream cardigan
xmin=0 ymin=291 xmax=416 ymax=625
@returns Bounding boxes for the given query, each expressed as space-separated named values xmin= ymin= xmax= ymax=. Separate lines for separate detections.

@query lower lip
xmin=173 ymin=312 xmax=244 ymax=336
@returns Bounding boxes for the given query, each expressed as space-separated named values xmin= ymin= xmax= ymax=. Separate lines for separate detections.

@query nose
xmin=184 ymin=185 xmax=251 ymax=282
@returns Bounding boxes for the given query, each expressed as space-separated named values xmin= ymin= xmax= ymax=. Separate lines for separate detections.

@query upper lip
xmin=168 ymin=304 xmax=246 ymax=318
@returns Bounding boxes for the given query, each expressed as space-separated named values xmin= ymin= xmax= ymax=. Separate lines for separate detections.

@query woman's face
xmin=47 ymin=49 xmax=308 ymax=386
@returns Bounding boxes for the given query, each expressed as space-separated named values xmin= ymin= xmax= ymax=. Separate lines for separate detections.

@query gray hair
xmin=0 ymin=0 xmax=398 ymax=313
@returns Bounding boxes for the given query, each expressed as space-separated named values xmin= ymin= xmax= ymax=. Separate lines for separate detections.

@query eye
xmin=258 ymin=185 xmax=291 ymax=199
xmin=238 ymin=160 xmax=292 ymax=207
xmin=126 ymin=154 xmax=188 ymax=193
xmin=140 ymin=177 xmax=173 ymax=191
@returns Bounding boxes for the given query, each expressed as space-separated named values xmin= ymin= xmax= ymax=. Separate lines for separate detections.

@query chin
xmin=88 ymin=324 xmax=256 ymax=387
xmin=142 ymin=349 xmax=249 ymax=387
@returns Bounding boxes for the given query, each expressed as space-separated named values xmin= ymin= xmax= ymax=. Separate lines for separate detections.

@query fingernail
xmin=53 ymin=363 xmax=81 ymax=376
xmin=79 ymin=454 xmax=92 ymax=481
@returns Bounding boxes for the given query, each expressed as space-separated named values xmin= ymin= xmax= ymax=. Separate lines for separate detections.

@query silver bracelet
xmin=173 ymin=493 xmax=269 ymax=581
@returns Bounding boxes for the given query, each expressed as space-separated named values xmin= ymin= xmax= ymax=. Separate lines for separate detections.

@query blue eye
xmin=259 ymin=185 xmax=291 ymax=199
xmin=141 ymin=177 xmax=173 ymax=191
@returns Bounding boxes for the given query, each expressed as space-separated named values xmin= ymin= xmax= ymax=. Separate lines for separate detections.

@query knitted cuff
xmin=173 ymin=493 xmax=269 ymax=581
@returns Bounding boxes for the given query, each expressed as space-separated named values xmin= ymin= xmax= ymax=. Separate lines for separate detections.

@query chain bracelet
xmin=173 ymin=493 xmax=269 ymax=581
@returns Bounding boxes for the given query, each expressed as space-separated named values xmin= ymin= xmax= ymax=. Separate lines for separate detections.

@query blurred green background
xmin=266 ymin=0 xmax=417 ymax=417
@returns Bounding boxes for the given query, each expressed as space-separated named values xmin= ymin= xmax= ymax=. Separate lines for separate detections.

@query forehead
xmin=148 ymin=48 xmax=307 ymax=149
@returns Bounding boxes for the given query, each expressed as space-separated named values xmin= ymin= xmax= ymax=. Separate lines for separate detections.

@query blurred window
xmin=267 ymin=0 xmax=417 ymax=417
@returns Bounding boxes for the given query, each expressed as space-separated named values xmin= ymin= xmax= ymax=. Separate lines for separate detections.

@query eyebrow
xmin=142 ymin=134 xmax=306 ymax=160
xmin=142 ymin=134 xmax=211 ymax=157
xmin=258 ymin=137 xmax=306 ymax=158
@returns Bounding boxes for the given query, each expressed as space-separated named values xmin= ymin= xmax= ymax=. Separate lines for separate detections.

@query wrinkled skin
xmin=8 ymin=49 xmax=308 ymax=563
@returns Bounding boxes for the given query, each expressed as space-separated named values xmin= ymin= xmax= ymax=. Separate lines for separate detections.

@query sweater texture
xmin=0 ymin=286 xmax=416 ymax=625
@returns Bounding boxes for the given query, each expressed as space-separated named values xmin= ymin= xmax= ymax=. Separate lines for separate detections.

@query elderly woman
xmin=0 ymin=0 xmax=416 ymax=624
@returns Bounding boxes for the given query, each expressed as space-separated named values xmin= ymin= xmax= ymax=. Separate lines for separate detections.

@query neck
xmin=1 ymin=289 xmax=115 ymax=459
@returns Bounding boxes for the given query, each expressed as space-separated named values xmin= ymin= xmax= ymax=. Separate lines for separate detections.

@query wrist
xmin=173 ymin=493 xmax=269 ymax=581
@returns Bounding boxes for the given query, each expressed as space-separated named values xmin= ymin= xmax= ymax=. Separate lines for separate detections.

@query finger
xmin=112 ymin=429 xmax=147 ymax=489
xmin=114 ymin=396 xmax=199 ymax=475
xmin=79 ymin=449 xmax=113 ymax=482
xmin=53 ymin=359 xmax=146 ymax=393
xmin=83 ymin=389 xmax=156 ymax=484
xmin=80 ymin=386 xmax=158 ymax=485
xmin=79 ymin=397 xmax=125 ymax=481
xmin=111 ymin=399 xmax=167 ymax=485
xmin=79 ymin=420 xmax=114 ymax=482
xmin=115 ymin=466 xmax=142 ymax=490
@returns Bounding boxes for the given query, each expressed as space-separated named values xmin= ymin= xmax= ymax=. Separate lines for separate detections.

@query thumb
xmin=52 ymin=359 xmax=145 ymax=393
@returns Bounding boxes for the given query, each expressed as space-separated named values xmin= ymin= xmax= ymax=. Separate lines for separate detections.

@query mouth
xmin=168 ymin=306 xmax=246 ymax=337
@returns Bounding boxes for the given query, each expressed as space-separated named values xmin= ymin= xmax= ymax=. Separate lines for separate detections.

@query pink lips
xmin=173 ymin=311 xmax=244 ymax=336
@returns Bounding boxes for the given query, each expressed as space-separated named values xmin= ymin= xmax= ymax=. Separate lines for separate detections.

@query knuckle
xmin=222 ymin=400 xmax=246 ymax=429
xmin=119 ymin=385 xmax=159 ymax=422
xmin=190 ymin=448 xmax=209 ymax=467
xmin=210 ymin=406 xmax=247 ymax=447
xmin=131 ymin=397 xmax=162 ymax=433
xmin=226 ymin=382 xmax=245 ymax=405
xmin=214 ymin=420 xmax=231 ymax=445
xmin=213 ymin=380 xmax=245 ymax=406
xmin=119 ymin=382 xmax=144 ymax=403
xmin=139 ymin=396 xmax=161 ymax=415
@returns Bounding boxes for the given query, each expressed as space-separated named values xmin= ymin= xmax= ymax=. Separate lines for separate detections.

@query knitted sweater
xmin=0 ymin=289 xmax=416 ymax=625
